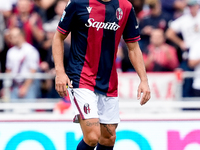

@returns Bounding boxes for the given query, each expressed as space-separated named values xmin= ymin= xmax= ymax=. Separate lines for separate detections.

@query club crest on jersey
xmin=61 ymin=10 xmax=66 ymax=22
xmin=116 ymin=8 xmax=123 ymax=20
xmin=84 ymin=103 xmax=91 ymax=114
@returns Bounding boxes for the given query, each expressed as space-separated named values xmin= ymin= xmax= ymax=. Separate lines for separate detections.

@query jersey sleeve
xmin=123 ymin=8 xmax=141 ymax=43
xmin=57 ymin=0 xmax=76 ymax=35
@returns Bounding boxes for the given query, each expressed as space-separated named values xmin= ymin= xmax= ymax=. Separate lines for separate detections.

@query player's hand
xmin=137 ymin=80 xmax=151 ymax=105
xmin=55 ymin=72 xmax=73 ymax=97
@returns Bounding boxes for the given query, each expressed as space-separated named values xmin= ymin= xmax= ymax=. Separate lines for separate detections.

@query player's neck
xmin=101 ymin=0 xmax=111 ymax=2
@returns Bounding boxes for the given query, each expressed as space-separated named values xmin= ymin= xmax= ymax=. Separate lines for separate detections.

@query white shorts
xmin=67 ymin=88 xmax=120 ymax=124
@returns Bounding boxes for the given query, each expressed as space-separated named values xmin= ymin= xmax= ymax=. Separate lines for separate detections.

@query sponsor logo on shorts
xmin=84 ymin=103 xmax=91 ymax=114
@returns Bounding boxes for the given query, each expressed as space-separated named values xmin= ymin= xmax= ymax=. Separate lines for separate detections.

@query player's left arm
xmin=126 ymin=42 xmax=151 ymax=105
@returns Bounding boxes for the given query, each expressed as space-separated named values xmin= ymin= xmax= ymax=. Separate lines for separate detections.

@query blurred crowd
xmin=0 ymin=0 xmax=200 ymax=101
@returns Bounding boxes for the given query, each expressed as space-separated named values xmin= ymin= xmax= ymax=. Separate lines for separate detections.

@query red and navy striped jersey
xmin=57 ymin=0 xmax=140 ymax=97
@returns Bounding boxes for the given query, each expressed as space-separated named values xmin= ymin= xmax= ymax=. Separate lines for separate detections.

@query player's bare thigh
xmin=79 ymin=117 xmax=101 ymax=147
xmin=99 ymin=123 xmax=118 ymax=146
xmin=79 ymin=117 xmax=118 ymax=147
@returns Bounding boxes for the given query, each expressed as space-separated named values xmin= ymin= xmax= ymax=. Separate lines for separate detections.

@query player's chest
xmin=75 ymin=4 xmax=124 ymax=31
xmin=78 ymin=4 xmax=119 ymax=21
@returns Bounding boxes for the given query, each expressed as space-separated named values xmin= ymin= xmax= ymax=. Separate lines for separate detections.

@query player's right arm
xmin=52 ymin=0 xmax=76 ymax=97
xmin=52 ymin=31 xmax=72 ymax=97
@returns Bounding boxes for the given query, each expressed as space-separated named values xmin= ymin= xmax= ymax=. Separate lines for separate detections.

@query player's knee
xmin=85 ymin=132 xmax=100 ymax=147
xmin=101 ymin=134 xmax=116 ymax=146
xmin=108 ymin=134 xmax=116 ymax=144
